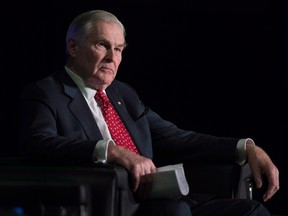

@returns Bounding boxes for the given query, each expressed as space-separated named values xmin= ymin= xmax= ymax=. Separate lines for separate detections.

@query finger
xmin=251 ymin=166 xmax=263 ymax=188
xmin=263 ymin=168 xmax=280 ymax=201
xmin=263 ymin=183 xmax=280 ymax=202
xmin=254 ymin=175 xmax=263 ymax=188
xmin=150 ymin=165 xmax=157 ymax=173
xmin=133 ymin=174 xmax=141 ymax=192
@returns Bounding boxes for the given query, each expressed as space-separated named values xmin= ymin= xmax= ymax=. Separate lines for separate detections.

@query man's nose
xmin=105 ymin=49 xmax=117 ymax=61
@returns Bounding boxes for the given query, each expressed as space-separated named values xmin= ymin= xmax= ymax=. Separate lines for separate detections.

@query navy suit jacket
xmin=19 ymin=69 xmax=238 ymax=165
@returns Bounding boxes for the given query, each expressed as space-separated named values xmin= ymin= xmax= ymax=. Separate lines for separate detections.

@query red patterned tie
xmin=95 ymin=90 xmax=139 ymax=154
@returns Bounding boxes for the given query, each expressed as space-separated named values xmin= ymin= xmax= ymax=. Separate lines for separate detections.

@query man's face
xmin=67 ymin=21 xmax=126 ymax=90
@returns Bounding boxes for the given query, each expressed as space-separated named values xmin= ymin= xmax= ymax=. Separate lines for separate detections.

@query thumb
xmin=253 ymin=170 xmax=263 ymax=188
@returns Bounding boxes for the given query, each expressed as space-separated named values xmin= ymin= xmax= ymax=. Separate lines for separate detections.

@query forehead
xmin=89 ymin=21 xmax=125 ymax=44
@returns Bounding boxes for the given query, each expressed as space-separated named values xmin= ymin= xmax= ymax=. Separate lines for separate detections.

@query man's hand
xmin=246 ymin=141 xmax=280 ymax=202
xmin=107 ymin=144 xmax=157 ymax=192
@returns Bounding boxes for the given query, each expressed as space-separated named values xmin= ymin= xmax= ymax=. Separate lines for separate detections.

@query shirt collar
xmin=64 ymin=66 xmax=96 ymax=101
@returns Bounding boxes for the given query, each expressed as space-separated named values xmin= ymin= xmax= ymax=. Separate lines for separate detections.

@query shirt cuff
xmin=92 ymin=139 xmax=116 ymax=163
xmin=236 ymin=138 xmax=255 ymax=166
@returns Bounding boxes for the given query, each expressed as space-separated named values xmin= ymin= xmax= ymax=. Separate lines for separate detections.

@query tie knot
xmin=95 ymin=90 xmax=109 ymax=106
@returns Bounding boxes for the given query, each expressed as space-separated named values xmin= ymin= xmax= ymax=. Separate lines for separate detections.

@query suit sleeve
xmin=145 ymin=107 xmax=239 ymax=166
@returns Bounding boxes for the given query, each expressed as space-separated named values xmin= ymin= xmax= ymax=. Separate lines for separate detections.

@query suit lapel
xmin=69 ymin=93 xmax=103 ymax=140
xmin=60 ymin=71 xmax=103 ymax=140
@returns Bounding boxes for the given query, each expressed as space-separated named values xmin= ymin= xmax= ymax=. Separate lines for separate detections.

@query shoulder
xmin=108 ymin=80 xmax=140 ymax=97
xmin=107 ymin=80 xmax=145 ymax=105
xmin=20 ymin=70 xmax=71 ymax=99
xmin=22 ymin=70 xmax=63 ymax=89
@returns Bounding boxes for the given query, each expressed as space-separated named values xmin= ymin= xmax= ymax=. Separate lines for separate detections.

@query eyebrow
xmin=119 ymin=43 xmax=127 ymax=49
xmin=97 ymin=38 xmax=127 ymax=48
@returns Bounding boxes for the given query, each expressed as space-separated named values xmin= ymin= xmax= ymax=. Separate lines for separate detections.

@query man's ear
xmin=67 ymin=38 xmax=78 ymax=57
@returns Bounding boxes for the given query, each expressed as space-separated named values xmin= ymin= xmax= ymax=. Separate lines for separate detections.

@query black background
xmin=1 ymin=0 xmax=287 ymax=214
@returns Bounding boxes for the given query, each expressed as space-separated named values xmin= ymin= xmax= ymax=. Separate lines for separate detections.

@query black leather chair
xmin=0 ymin=157 xmax=253 ymax=216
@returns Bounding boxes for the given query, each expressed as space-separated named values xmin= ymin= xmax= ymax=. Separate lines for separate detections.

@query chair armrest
xmin=0 ymin=157 xmax=119 ymax=216
xmin=0 ymin=157 xmax=140 ymax=216
xmin=184 ymin=163 xmax=252 ymax=199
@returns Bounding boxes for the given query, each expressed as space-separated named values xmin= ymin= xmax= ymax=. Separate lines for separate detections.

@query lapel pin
xmin=118 ymin=101 xmax=122 ymax=105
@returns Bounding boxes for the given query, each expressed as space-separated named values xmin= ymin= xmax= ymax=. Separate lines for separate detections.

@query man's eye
xmin=97 ymin=42 xmax=105 ymax=47
xmin=115 ymin=48 xmax=123 ymax=53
